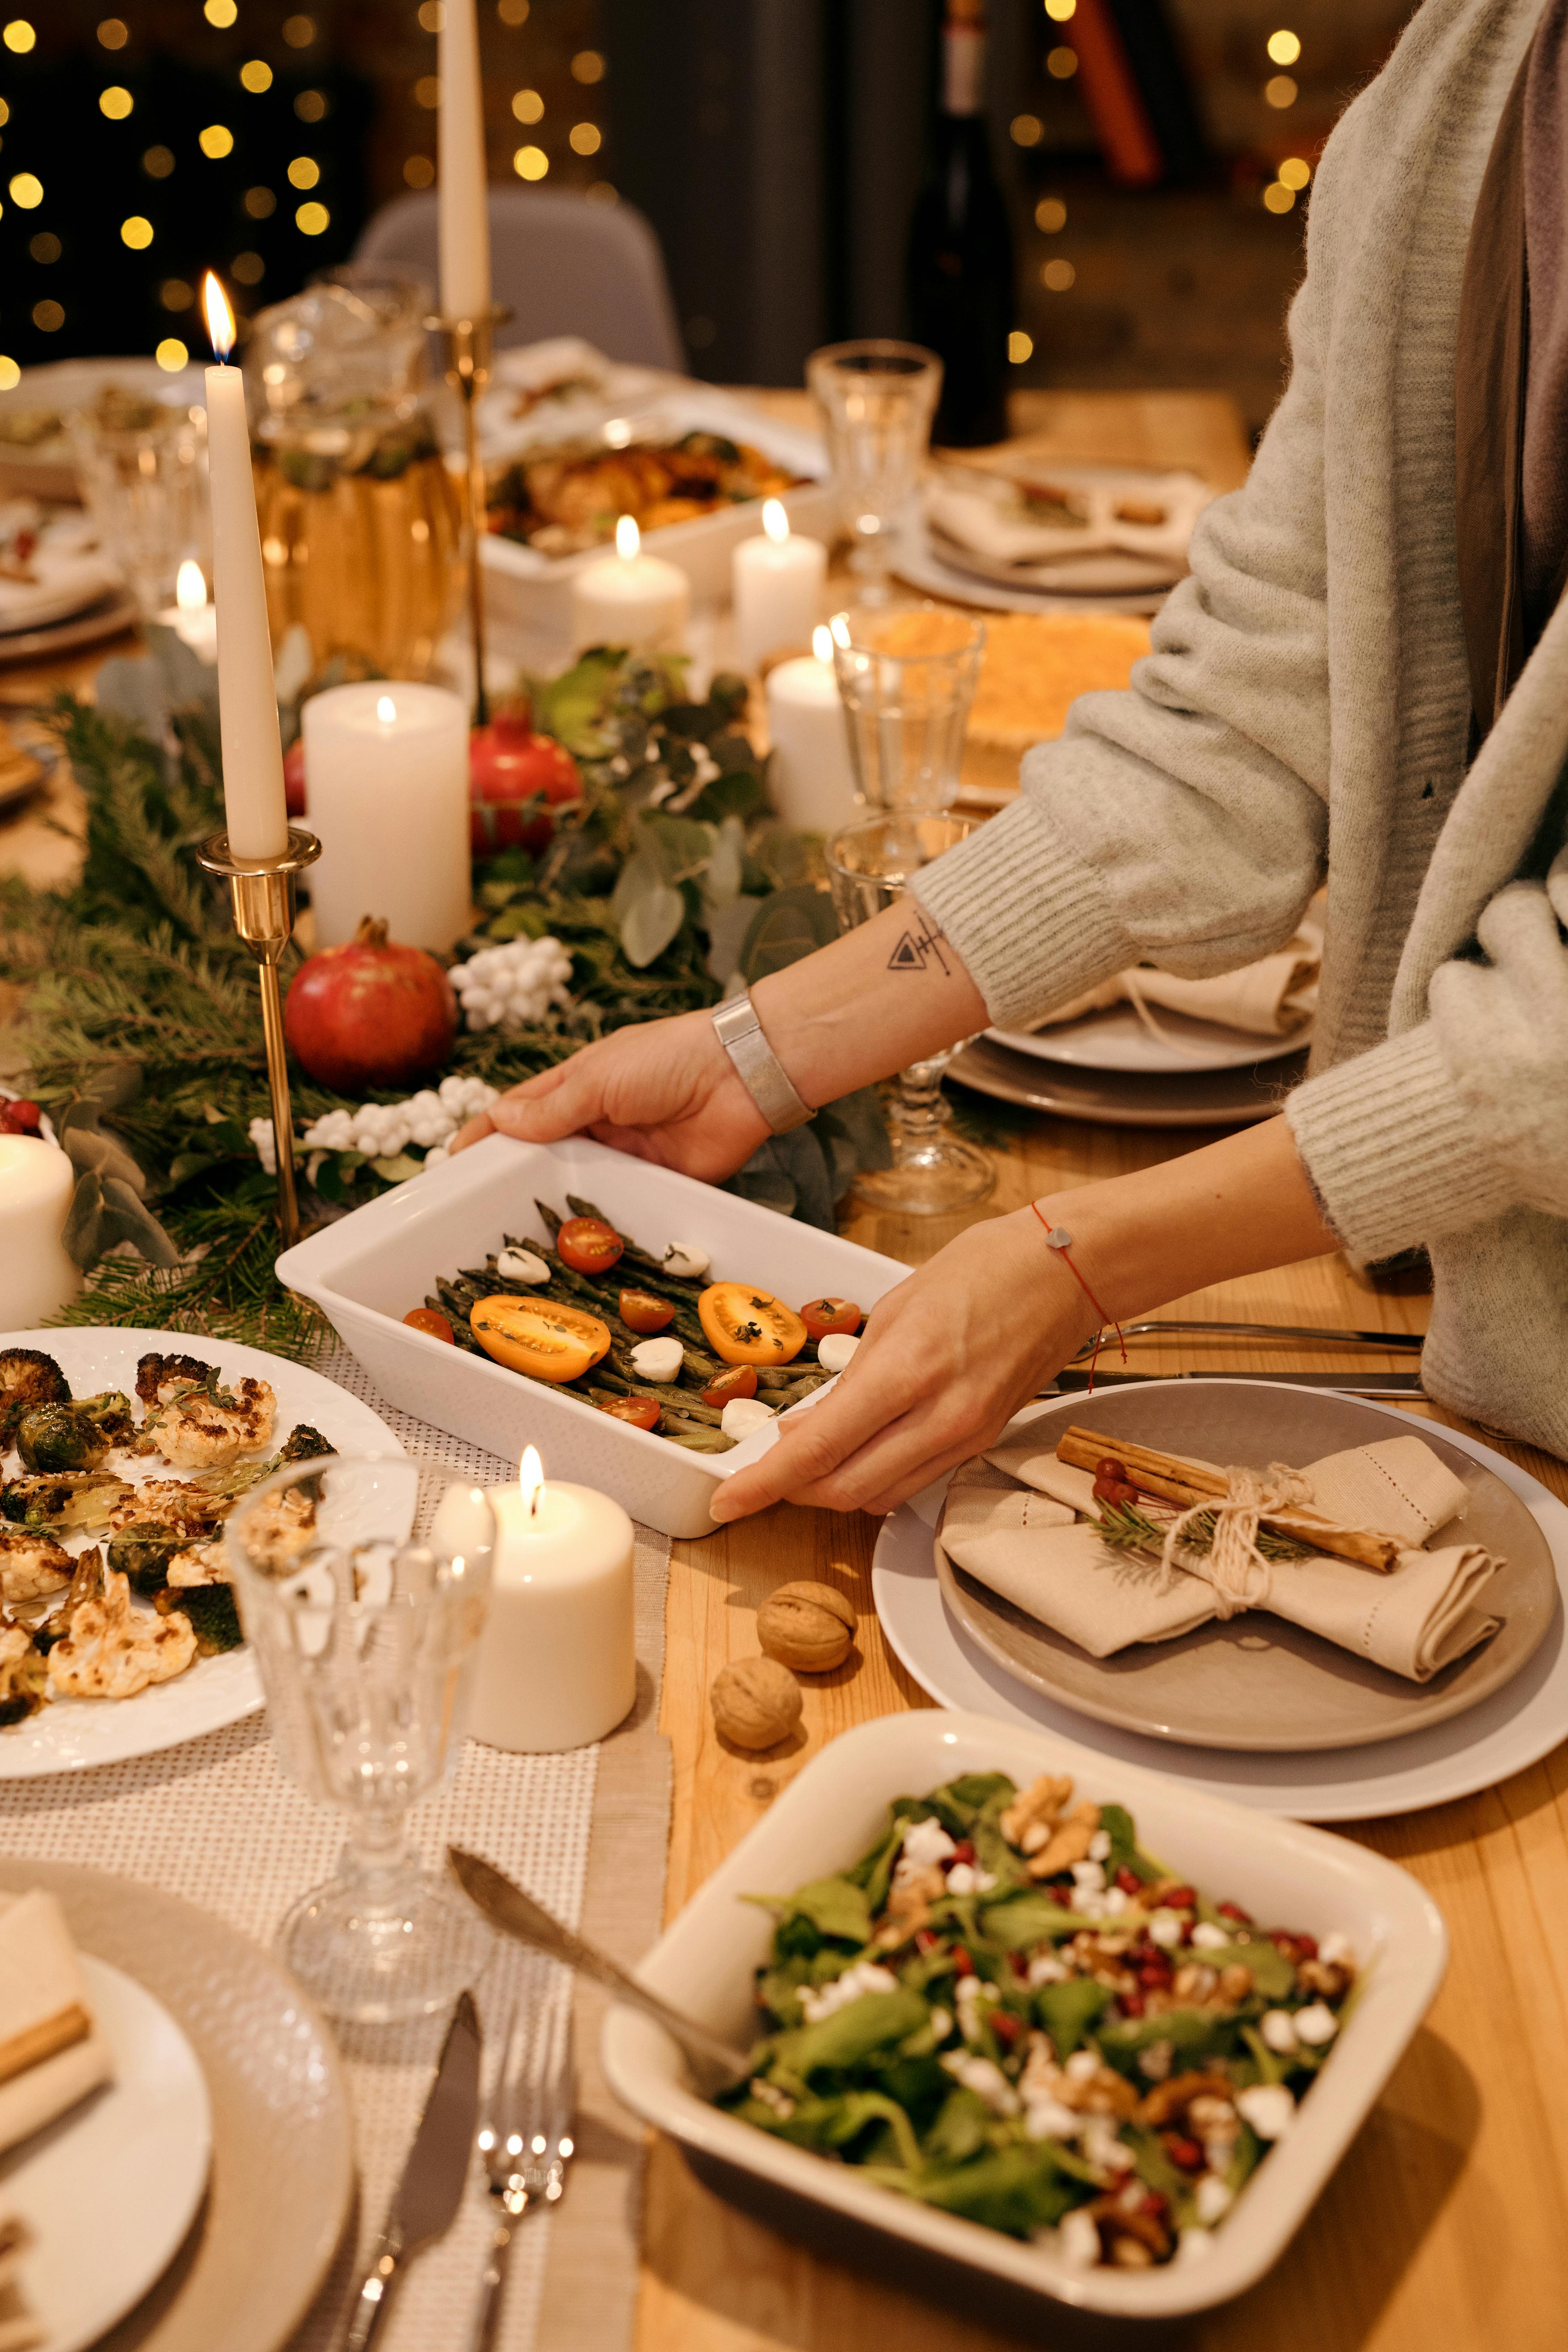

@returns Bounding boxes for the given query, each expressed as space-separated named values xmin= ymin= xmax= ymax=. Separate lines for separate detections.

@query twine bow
xmin=1159 ymin=1462 xmax=1319 ymax=1618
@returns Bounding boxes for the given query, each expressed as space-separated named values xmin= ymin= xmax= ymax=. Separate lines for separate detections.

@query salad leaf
xmin=779 ymin=1876 xmax=874 ymax=1948
xmin=977 ymin=1889 xmax=1083 ymax=1950
xmin=763 ymin=2090 xmax=923 ymax=2171
xmin=1204 ymin=1934 xmax=1296 ymax=2001
xmin=1097 ymin=2005 xmax=1247 ymax=2073
xmin=1096 ymin=1802 xmax=1162 ymax=1883
xmin=902 ymin=2145 xmax=1090 ymax=2239
xmin=922 ymin=2085 xmax=991 ymax=2166
xmin=769 ymin=1988 xmax=929 ymax=2080
xmin=1036 ymin=1975 xmax=1112 ymax=2061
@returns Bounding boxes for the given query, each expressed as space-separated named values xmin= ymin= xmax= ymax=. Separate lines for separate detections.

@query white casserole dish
xmin=275 ymin=1131 xmax=910 ymax=1538
xmin=601 ymin=1709 xmax=1448 ymax=2322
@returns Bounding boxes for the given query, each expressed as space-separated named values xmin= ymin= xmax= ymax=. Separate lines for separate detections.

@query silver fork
xmin=465 ymin=1959 xmax=576 ymax=2352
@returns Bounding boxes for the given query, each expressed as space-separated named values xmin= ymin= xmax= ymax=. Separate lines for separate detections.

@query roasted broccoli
xmin=135 ymin=1352 xmax=218 ymax=1407
xmin=280 ymin=1423 xmax=337 ymax=1464
xmin=156 ymin=1581 xmax=242 ymax=1655
xmin=0 ymin=1349 xmax=69 ymax=1447
xmin=16 ymin=1404 xmax=112 ymax=1476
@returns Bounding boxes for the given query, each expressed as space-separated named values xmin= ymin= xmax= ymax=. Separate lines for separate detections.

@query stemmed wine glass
xmin=226 ymin=1455 xmax=497 ymax=2025
xmin=807 ymin=340 xmax=942 ymax=601
xmin=826 ymin=810 xmax=996 ymax=1215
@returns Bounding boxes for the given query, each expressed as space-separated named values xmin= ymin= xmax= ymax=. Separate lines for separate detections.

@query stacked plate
xmin=951 ymin=1001 xmax=1310 ymax=1128
xmin=873 ymin=1380 xmax=1568 ymax=1822
xmin=895 ymin=458 xmax=1213 ymax=617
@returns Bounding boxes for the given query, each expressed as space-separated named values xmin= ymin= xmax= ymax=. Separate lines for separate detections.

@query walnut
xmin=710 ymin=1656 xmax=802 ymax=1751
xmin=756 ymin=1580 xmax=856 ymax=1673
xmin=1218 ymin=1962 xmax=1254 ymax=2003
xmin=1001 ymin=1771 xmax=1073 ymax=1852
xmin=1137 ymin=2071 xmax=1234 ymax=2130
xmin=1027 ymin=1799 xmax=1101 ymax=1880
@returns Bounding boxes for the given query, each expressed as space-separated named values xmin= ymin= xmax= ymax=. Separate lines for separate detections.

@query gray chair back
xmin=353 ymin=188 xmax=685 ymax=371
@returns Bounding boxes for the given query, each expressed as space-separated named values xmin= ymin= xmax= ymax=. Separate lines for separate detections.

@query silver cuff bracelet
xmin=710 ymin=993 xmax=814 ymax=1134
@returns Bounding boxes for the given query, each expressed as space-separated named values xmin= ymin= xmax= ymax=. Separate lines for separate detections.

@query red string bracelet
xmin=1029 ymin=1200 xmax=1127 ymax=1392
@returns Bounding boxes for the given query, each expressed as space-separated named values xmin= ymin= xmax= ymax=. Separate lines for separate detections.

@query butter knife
xmin=1043 ymin=1370 xmax=1425 ymax=1398
xmin=342 ymin=1989 xmax=483 ymax=2352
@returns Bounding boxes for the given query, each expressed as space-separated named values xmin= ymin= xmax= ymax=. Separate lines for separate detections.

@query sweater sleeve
xmin=1285 ymin=855 xmax=1568 ymax=1260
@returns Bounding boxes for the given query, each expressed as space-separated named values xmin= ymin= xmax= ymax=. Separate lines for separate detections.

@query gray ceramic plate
xmin=948 ymin=1032 xmax=1307 ymax=1128
xmin=0 ymin=1861 xmax=353 ymax=2352
xmin=933 ymin=1383 xmax=1559 ymax=1752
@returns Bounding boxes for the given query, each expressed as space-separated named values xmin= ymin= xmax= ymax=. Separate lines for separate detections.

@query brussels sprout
xmin=157 ymin=1582 xmax=243 ymax=1655
xmin=0 ymin=1473 xmax=129 ymax=1532
xmin=106 ymin=1521 xmax=186 ymax=1595
xmin=74 ymin=1390 xmax=137 ymax=1445
xmin=16 ymin=1405 xmax=110 ymax=1476
xmin=0 ymin=1349 xmax=69 ymax=1447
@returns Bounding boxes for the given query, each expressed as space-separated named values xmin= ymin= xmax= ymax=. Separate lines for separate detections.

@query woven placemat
xmin=0 ymin=1349 xmax=672 ymax=2352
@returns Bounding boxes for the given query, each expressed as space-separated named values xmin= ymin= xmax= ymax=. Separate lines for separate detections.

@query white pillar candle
xmin=572 ymin=515 xmax=689 ymax=655
xmin=156 ymin=557 xmax=218 ymax=663
xmin=731 ymin=499 xmax=827 ymax=672
xmin=439 ymin=0 xmax=491 ymax=321
xmin=765 ymin=625 xmax=860 ymax=833
xmin=0 ymin=1137 xmax=80 ymax=1327
xmin=303 ymin=681 xmax=472 ymax=952
xmin=202 ymin=276 xmax=288 ymax=862
xmin=469 ymin=1450 xmax=636 ymax=1753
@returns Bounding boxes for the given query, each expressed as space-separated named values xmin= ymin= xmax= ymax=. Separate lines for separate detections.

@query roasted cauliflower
xmin=47 ymin=1552 xmax=196 ymax=1700
xmin=0 ymin=1523 xmax=73 ymax=1606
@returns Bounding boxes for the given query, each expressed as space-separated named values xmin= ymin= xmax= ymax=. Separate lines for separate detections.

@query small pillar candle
xmin=156 ymin=558 xmax=218 ymax=664
xmin=572 ymin=515 xmax=689 ymax=655
xmin=468 ymin=1449 xmax=636 ymax=1753
xmin=0 ymin=1136 xmax=80 ymax=1327
xmin=764 ymin=625 xmax=859 ymax=832
xmin=731 ymin=499 xmax=827 ymax=671
xmin=303 ymin=681 xmax=472 ymax=952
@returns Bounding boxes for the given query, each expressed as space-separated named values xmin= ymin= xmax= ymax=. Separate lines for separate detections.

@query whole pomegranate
xmin=470 ymin=707 xmax=581 ymax=857
xmin=283 ymin=737 xmax=308 ymax=818
xmin=284 ymin=916 xmax=457 ymax=1095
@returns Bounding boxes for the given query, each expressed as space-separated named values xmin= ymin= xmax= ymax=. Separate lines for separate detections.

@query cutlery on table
xmin=448 ymin=1849 xmax=752 ymax=2097
xmin=1046 ymin=1369 xmax=1425 ymax=1397
xmin=1070 ymin=1319 xmax=1424 ymax=1357
xmin=465 ymin=1960 xmax=576 ymax=2352
xmin=342 ymin=1988 xmax=483 ymax=2352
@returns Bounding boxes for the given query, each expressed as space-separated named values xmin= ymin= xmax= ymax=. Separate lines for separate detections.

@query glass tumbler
xmin=830 ymin=604 xmax=986 ymax=810
xmin=68 ymin=389 xmax=209 ymax=620
xmin=807 ymin=339 xmax=942 ymax=598
xmin=827 ymin=810 xmax=995 ymax=1215
xmin=226 ymin=1456 xmax=496 ymax=2025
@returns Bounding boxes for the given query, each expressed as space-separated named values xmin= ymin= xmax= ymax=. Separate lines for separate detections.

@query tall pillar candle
xmin=764 ymin=625 xmax=859 ymax=833
xmin=439 ymin=0 xmax=491 ymax=321
xmin=202 ymin=276 xmax=288 ymax=861
xmin=0 ymin=1136 xmax=80 ymax=1326
xmin=572 ymin=515 xmax=689 ymax=655
xmin=303 ymin=682 xmax=472 ymax=952
xmin=468 ymin=1451 xmax=636 ymax=1754
xmin=731 ymin=499 xmax=827 ymax=671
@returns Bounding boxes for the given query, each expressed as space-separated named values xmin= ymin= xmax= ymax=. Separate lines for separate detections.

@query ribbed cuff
xmin=909 ymin=796 xmax=1137 ymax=1032
xmin=1285 ymin=1021 xmax=1518 ymax=1262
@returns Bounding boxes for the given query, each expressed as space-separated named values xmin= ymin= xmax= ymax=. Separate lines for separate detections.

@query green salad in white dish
xmin=721 ymin=1770 xmax=1357 ymax=2271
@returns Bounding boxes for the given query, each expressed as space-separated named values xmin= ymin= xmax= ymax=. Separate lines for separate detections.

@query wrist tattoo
xmin=886 ymin=912 xmax=951 ymax=977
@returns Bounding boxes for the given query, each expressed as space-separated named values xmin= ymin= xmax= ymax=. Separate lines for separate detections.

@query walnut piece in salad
xmin=726 ymin=1771 xmax=1356 ymax=2269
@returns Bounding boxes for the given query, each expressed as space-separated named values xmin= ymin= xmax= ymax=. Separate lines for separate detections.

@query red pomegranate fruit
xmin=283 ymin=737 xmax=308 ymax=818
xmin=469 ymin=708 xmax=581 ymax=857
xmin=284 ymin=916 xmax=457 ymax=1095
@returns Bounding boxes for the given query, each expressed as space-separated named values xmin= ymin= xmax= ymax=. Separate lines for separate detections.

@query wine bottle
xmin=905 ymin=0 xmax=1016 ymax=448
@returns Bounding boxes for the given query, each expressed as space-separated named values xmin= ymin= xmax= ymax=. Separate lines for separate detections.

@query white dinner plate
xmin=872 ymin=1385 xmax=1568 ymax=1821
xmin=988 ymin=1006 xmax=1312 ymax=1076
xmin=2 ymin=1954 xmax=212 ymax=2352
xmin=0 ymin=1326 xmax=404 ymax=1777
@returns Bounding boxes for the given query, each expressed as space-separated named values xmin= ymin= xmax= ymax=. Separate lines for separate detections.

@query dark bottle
xmin=905 ymin=0 xmax=1015 ymax=447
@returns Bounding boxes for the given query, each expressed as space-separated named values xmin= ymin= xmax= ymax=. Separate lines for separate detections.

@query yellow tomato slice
xmin=697 ymin=1281 xmax=807 ymax=1366
xmin=470 ymin=1295 xmax=612 ymax=1384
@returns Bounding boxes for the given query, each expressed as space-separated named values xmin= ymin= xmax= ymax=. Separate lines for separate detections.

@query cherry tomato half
xmin=701 ymin=1363 xmax=757 ymax=1407
xmin=470 ymin=1295 xmax=612 ymax=1383
xmin=618 ymin=1286 xmax=675 ymax=1335
xmin=403 ymin=1307 xmax=455 ymax=1344
xmin=599 ymin=1395 xmax=660 ymax=1430
xmin=799 ymin=1296 xmax=861 ymax=1343
xmin=557 ymin=1215 xmax=625 ymax=1275
xmin=698 ymin=1282 xmax=807 ymax=1366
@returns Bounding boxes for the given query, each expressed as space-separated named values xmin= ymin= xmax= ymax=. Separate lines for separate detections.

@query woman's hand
xmin=710 ymin=1209 xmax=1100 ymax=1523
xmin=451 ymin=1007 xmax=771 ymax=1181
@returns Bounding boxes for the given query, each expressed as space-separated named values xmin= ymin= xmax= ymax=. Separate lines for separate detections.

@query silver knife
xmin=1044 ymin=1370 xmax=1425 ymax=1398
xmin=342 ymin=1989 xmax=483 ymax=2352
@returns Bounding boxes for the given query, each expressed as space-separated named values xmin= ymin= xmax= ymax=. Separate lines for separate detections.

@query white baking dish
xmin=601 ymin=1708 xmax=1447 ymax=2322
xmin=275 ymin=1131 xmax=909 ymax=1538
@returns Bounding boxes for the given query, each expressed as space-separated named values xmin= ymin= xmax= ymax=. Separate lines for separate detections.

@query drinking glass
xmin=807 ymin=340 xmax=942 ymax=598
xmin=226 ymin=1455 xmax=496 ymax=2025
xmin=830 ymin=604 xmax=986 ymax=810
xmin=68 ymin=389 xmax=209 ymax=620
xmin=826 ymin=811 xmax=995 ymax=1214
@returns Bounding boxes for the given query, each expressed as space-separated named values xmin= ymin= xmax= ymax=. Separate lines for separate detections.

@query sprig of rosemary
xmin=1095 ymin=1498 xmax=1314 ymax=1565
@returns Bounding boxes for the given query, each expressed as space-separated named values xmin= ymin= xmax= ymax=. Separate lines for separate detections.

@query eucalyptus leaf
xmin=738 ymin=883 xmax=837 ymax=981
xmin=619 ymin=879 xmax=686 ymax=969
xmin=62 ymin=1169 xmax=181 ymax=1271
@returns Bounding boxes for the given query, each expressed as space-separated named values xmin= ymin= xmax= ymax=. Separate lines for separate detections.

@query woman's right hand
xmin=450 ymin=1008 xmax=773 ymax=1181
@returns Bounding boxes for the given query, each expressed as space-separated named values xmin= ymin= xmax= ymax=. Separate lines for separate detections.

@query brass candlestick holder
xmin=197 ymin=826 xmax=321 ymax=1250
xmin=432 ymin=306 xmax=509 ymax=728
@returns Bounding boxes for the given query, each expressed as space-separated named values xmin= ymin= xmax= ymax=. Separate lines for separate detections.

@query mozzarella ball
xmin=629 ymin=1337 xmax=685 ymax=1384
xmin=497 ymin=1247 xmax=550 ymax=1286
xmin=817 ymin=1332 xmax=860 ymax=1375
xmin=720 ymin=1396 xmax=776 ymax=1440
xmin=662 ymin=1241 xmax=710 ymax=1279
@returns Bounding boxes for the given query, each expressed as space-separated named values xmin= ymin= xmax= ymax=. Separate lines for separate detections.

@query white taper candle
xmin=202 ymin=275 xmax=288 ymax=862
xmin=439 ymin=0 xmax=492 ymax=321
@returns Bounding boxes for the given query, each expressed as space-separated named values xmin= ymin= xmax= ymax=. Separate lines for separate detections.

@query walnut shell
xmin=756 ymin=1580 xmax=857 ymax=1673
xmin=710 ymin=1655 xmax=802 ymax=1751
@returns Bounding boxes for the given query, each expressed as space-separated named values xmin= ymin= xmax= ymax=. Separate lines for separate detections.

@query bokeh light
xmin=295 ymin=200 xmax=330 ymax=234
xmin=241 ymin=60 xmax=273 ymax=93
xmin=1035 ymin=195 xmax=1068 ymax=233
xmin=569 ymin=123 xmax=601 ymax=155
xmin=511 ymin=89 xmax=543 ymax=123
xmin=3 ymin=20 xmax=35 ymax=52
xmin=404 ymin=154 xmax=435 ymax=187
xmin=1041 ymin=258 xmax=1076 ymax=292
xmin=1264 ymin=75 xmax=1298 ymax=108
xmin=121 ymin=214 xmax=153 ymax=248
xmin=199 ymin=125 xmax=236 ymax=158
xmin=513 ymin=144 xmax=548 ymax=180
xmin=8 ymin=173 xmax=42 ymax=209
xmin=100 ymin=86 xmax=135 ymax=119
xmin=287 ymin=156 xmax=320 ymax=188
xmin=155 ymin=338 xmax=189 ymax=370
xmin=1008 ymin=330 xmax=1034 ymax=364
xmin=1268 ymin=30 xmax=1302 ymax=66
xmin=1046 ymin=47 xmax=1078 ymax=79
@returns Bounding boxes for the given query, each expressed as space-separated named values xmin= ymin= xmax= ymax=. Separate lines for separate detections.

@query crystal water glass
xmin=68 ymin=393 xmax=209 ymax=620
xmin=807 ymin=340 xmax=942 ymax=597
xmin=826 ymin=811 xmax=995 ymax=1215
xmin=830 ymin=604 xmax=986 ymax=811
xmin=226 ymin=1456 xmax=496 ymax=2025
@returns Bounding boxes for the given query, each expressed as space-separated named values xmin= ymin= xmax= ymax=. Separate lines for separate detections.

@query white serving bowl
xmin=275 ymin=1131 xmax=910 ymax=1538
xmin=601 ymin=1709 xmax=1447 ymax=2322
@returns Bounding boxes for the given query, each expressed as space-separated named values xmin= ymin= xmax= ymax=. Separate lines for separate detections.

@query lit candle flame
xmin=762 ymin=497 xmax=789 ymax=546
xmin=812 ymin=623 xmax=833 ymax=664
xmin=376 ymin=694 xmax=397 ymax=723
xmin=519 ymin=1444 xmax=543 ymax=1518
xmin=614 ymin=514 xmax=639 ymax=561
xmin=202 ymin=271 xmax=236 ymax=362
xmin=176 ymin=558 xmax=207 ymax=611
xmin=829 ymin=611 xmax=851 ymax=649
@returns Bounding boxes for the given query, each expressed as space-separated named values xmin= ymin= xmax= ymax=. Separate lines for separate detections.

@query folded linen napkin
xmin=936 ymin=1424 xmax=1503 ymax=1682
xmin=0 ymin=1890 xmax=112 ymax=2157
xmin=926 ymin=470 xmax=1208 ymax=570
xmin=1034 ymin=918 xmax=1322 ymax=1043
xmin=0 ymin=2213 xmax=41 ymax=2352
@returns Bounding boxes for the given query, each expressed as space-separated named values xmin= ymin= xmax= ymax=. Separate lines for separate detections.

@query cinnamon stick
xmin=1056 ymin=1426 xmax=1404 ymax=1574
xmin=0 ymin=2000 xmax=91 ymax=2088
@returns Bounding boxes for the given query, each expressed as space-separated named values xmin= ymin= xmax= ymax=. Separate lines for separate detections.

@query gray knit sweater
xmin=912 ymin=0 xmax=1568 ymax=1458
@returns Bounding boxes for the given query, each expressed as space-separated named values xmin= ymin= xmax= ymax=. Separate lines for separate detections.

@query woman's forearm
xmin=750 ymin=901 xmax=989 ymax=1108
